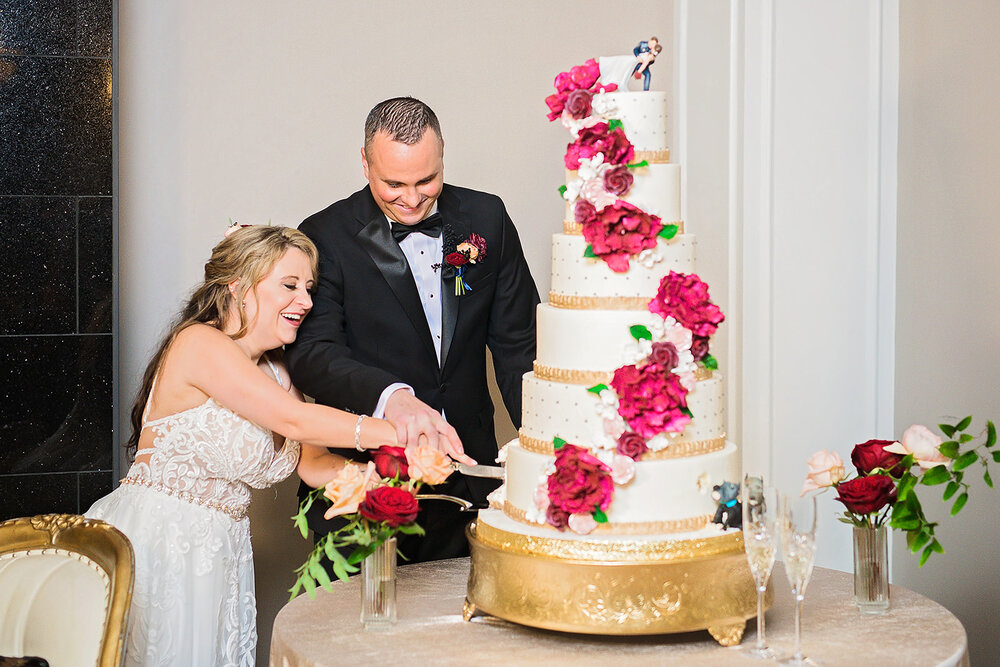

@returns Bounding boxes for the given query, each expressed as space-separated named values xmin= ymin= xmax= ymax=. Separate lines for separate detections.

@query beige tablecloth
xmin=270 ymin=559 xmax=968 ymax=666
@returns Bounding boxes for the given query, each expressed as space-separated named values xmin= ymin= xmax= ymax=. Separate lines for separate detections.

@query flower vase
xmin=852 ymin=525 xmax=889 ymax=614
xmin=360 ymin=537 xmax=397 ymax=629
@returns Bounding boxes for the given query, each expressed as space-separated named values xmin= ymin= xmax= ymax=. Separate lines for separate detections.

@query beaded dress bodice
xmin=123 ymin=363 xmax=300 ymax=521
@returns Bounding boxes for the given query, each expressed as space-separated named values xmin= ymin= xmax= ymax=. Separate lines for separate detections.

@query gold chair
xmin=0 ymin=515 xmax=134 ymax=667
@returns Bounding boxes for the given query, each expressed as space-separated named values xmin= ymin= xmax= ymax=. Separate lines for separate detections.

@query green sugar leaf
xmin=630 ymin=324 xmax=653 ymax=341
xmin=703 ymin=355 xmax=719 ymax=370
xmin=951 ymin=493 xmax=969 ymax=516
xmin=583 ymin=245 xmax=597 ymax=258
xmin=658 ymin=224 xmax=678 ymax=240
xmin=920 ymin=465 xmax=951 ymax=486
xmin=587 ymin=383 xmax=609 ymax=395
xmin=608 ymin=118 xmax=624 ymax=132
xmin=938 ymin=441 xmax=960 ymax=459
xmin=681 ymin=407 xmax=694 ymax=418
xmin=953 ymin=451 xmax=979 ymax=471
xmin=558 ymin=184 xmax=568 ymax=198
xmin=593 ymin=508 xmax=609 ymax=523
xmin=553 ymin=437 xmax=567 ymax=449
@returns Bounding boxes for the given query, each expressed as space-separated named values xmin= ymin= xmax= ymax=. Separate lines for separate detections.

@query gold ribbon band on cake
xmin=563 ymin=151 xmax=670 ymax=184
xmin=475 ymin=517 xmax=743 ymax=562
xmin=548 ymin=292 xmax=650 ymax=310
xmin=518 ymin=431 xmax=726 ymax=459
xmin=533 ymin=361 xmax=713 ymax=384
xmin=503 ymin=501 xmax=710 ymax=536
xmin=562 ymin=220 xmax=685 ymax=235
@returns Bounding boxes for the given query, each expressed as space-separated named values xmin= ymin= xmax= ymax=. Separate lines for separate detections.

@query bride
xmin=87 ymin=225 xmax=452 ymax=666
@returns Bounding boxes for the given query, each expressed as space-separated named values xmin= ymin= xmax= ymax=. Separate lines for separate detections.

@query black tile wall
xmin=0 ymin=1 xmax=114 ymax=522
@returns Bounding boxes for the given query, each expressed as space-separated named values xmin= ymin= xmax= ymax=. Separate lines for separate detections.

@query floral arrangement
xmin=529 ymin=438 xmax=636 ymax=534
xmin=289 ymin=445 xmax=454 ymax=598
xmin=801 ymin=416 xmax=997 ymax=566
xmin=546 ymin=59 xmax=672 ymax=272
xmin=648 ymin=271 xmax=725 ymax=369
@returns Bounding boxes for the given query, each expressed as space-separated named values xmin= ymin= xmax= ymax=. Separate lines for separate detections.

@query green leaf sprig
xmin=888 ymin=416 xmax=997 ymax=567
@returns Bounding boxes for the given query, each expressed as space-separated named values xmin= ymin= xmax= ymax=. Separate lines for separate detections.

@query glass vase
xmin=852 ymin=525 xmax=889 ymax=615
xmin=360 ymin=537 xmax=397 ymax=629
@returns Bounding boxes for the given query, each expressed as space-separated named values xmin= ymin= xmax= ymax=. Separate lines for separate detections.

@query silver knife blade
xmin=452 ymin=462 xmax=505 ymax=479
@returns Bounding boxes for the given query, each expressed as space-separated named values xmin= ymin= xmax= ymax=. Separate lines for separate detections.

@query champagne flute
xmin=741 ymin=475 xmax=778 ymax=659
xmin=780 ymin=494 xmax=818 ymax=666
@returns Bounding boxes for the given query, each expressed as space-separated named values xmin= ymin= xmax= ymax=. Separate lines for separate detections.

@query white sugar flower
xmin=637 ymin=248 xmax=663 ymax=269
xmin=647 ymin=434 xmax=670 ymax=452
xmin=563 ymin=177 xmax=583 ymax=202
xmin=591 ymin=92 xmax=618 ymax=119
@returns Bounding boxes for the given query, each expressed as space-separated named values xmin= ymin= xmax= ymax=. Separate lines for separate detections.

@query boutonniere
xmin=437 ymin=233 xmax=487 ymax=296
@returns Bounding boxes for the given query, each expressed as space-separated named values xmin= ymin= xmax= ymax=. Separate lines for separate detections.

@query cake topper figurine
xmin=631 ymin=36 xmax=662 ymax=91
xmin=597 ymin=36 xmax=663 ymax=91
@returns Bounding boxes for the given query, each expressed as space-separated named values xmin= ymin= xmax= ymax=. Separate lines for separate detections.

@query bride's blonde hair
xmin=127 ymin=225 xmax=318 ymax=454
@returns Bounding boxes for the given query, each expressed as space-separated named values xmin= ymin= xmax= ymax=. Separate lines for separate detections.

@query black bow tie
xmin=390 ymin=213 xmax=443 ymax=243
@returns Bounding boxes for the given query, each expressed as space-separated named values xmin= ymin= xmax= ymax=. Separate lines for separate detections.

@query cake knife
xmin=451 ymin=461 xmax=505 ymax=479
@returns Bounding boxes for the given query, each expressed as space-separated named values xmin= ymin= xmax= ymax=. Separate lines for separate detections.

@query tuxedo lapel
xmin=438 ymin=188 xmax=468 ymax=373
xmin=354 ymin=208 xmax=438 ymax=362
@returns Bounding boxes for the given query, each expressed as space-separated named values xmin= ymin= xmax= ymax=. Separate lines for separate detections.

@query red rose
xmin=616 ymin=431 xmax=648 ymax=461
xmin=359 ymin=486 xmax=419 ymax=527
xmin=602 ymin=165 xmax=634 ymax=196
xmin=690 ymin=335 xmax=710 ymax=361
xmin=564 ymin=122 xmax=635 ymax=170
xmin=574 ymin=199 xmax=597 ymax=224
xmin=649 ymin=271 xmax=725 ymax=337
xmin=445 ymin=252 xmax=468 ymax=267
xmin=372 ymin=445 xmax=408 ymax=480
xmin=851 ymin=439 xmax=906 ymax=477
xmin=649 ymin=342 xmax=679 ymax=370
xmin=547 ymin=444 xmax=614 ymax=515
xmin=834 ymin=475 xmax=897 ymax=516
xmin=611 ymin=363 xmax=691 ymax=438
xmin=579 ymin=200 xmax=662 ymax=273
xmin=546 ymin=505 xmax=570 ymax=530
xmin=565 ymin=89 xmax=593 ymax=119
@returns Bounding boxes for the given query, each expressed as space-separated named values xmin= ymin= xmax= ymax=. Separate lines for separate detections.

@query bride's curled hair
xmin=127 ymin=225 xmax=318 ymax=454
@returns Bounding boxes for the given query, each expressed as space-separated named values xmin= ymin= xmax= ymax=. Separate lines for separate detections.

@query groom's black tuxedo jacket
xmin=285 ymin=184 xmax=539 ymax=561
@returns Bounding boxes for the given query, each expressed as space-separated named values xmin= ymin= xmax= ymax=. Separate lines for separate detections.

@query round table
xmin=270 ymin=559 xmax=968 ymax=666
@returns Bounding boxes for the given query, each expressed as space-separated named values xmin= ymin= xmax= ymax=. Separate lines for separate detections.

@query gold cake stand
xmin=463 ymin=520 xmax=771 ymax=646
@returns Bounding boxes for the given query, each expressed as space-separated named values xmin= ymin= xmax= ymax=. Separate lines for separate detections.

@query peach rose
xmin=800 ymin=450 xmax=846 ymax=496
xmin=405 ymin=445 xmax=455 ymax=485
xmin=456 ymin=242 xmax=479 ymax=262
xmin=884 ymin=424 xmax=948 ymax=470
xmin=568 ymin=512 xmax=599 ymax=535
xmin=323 ymin=461 xmax=377 ymax=520
xmin=610 ymin=454 xmax=636 ymax=484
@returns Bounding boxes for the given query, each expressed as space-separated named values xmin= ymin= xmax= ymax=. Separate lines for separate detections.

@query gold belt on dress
xmin=119 ymin=476 xmax=248 ymax=521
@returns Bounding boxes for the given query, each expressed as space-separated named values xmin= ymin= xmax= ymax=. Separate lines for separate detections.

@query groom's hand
xmin=384 ymin=389 xmax=476 ymax=465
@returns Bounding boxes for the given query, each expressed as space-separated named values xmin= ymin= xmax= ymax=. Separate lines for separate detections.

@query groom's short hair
xmin=365 ymin=97 xmax=443 ymax=151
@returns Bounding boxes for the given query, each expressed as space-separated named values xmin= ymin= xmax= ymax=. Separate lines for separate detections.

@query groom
xmin=285 ymin=97 xmax=539 ymax=563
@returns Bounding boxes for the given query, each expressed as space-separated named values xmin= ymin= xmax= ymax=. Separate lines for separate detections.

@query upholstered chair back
xmin=0 ymin=515 xmax=133 ymax=667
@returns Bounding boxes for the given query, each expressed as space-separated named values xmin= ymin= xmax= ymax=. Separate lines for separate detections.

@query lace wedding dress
xmin=87 ymin=361 xmax=300 ymax=666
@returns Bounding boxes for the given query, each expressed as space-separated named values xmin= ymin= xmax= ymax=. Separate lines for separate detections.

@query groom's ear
xmin=361 ymin=147 xmax=370 ymax=180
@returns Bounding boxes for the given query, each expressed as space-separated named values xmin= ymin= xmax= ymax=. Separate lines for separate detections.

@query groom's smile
xmin=361 ymin=127 xmax=444 ymax=225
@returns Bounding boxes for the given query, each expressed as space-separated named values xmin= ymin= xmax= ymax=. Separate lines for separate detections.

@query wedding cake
xmin=465 ymin=57 xmax=763 ymax=645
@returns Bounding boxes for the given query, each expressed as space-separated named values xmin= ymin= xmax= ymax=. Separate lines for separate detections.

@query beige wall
xmin=896 ymin=2 xmax=1000 ymax=663
xmin=118 ymin=2 xmax=672 ymax=661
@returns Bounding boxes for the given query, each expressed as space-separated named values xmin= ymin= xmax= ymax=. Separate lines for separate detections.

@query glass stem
xmin=755 ymin=585 xmax=766 ymax=648
xmin=794 ymin=594 xmax=804 ymax=660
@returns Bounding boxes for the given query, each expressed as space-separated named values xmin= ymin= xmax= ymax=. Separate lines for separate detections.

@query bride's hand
xmin=384 ymin=390 xmax=475 ymax=465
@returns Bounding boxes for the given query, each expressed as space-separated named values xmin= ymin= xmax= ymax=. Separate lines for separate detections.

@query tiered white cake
xmin=477 ymin=90 xmax=739 ymax=542
xmin=466 ymin=62 xmax=758 ymax=643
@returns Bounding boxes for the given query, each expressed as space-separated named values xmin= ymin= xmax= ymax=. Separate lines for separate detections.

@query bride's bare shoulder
xmin=172 ymin=323 xmax=233 ymax=353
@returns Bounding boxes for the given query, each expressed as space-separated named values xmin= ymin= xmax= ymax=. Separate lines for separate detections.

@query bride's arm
xmin=173 ymin=324 xmax=399 ymax=451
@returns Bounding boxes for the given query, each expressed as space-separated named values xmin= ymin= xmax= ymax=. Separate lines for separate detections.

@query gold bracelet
xmin=354 ymin=414 xmax=365 ymax=452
